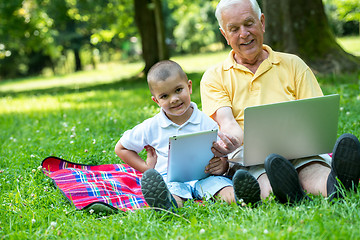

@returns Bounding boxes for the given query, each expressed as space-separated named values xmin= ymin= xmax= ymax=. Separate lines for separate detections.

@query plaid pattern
xmin=41 ymin=156 xmax=147 ymax=211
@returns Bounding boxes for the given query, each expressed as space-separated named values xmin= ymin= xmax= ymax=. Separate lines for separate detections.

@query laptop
xmin=167 ymin=129 xmax=218 ymax=182
xmin=240 ymin=94 xmax=340 ymax=166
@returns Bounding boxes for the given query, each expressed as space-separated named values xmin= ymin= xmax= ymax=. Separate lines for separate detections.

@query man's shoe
xmin=327 ymin=133 xmax=360 ymax=201
xmin=141 ymin=169 xmax=178 ymax=210
xmin=265 ymin=153 xmax=311 ymax=204
xmin=232 ymin=169 xmax=261 ymax=206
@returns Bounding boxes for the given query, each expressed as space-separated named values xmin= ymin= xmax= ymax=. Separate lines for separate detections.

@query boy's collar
xmin=159 ymin=102 xmax=201 ymax=128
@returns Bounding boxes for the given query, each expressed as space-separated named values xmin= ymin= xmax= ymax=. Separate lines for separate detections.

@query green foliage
xmin=170 ymin=1 xmax=220 ymax=53
xmin=63 ymin=0 xmax=136 ymax=45
xmin=0 ymin=0 xmax=227 ymax=79
xmin=0 ymin=0 xmax=58 ymax=77
xmin=0 ymin=0 xmax=137 ymax=78
xmin=0 ymin=0 xmax=359 ymax=79
xmin=330 ymin=0 xmax=360 ymax=22
xmin=1 ymin=50 xmax=360 ymax=239
xmin=324 ymin=0 xmax=360 ymax=36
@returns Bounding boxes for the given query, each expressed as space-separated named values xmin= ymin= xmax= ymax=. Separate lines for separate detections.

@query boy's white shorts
xmin=167 ymin=175 xmax=233 ymax=200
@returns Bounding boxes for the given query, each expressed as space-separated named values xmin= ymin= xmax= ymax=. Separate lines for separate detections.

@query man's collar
xmin=222 ymin=44 xmax=281 ymax=71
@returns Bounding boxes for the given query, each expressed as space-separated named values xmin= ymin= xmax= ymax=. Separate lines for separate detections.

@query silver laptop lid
xmin=243 ymin=94 xmax=340 ymax=166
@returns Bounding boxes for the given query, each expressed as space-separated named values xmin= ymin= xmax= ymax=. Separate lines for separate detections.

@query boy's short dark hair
xmin=147 ymin=60 xmax=187 ymax=86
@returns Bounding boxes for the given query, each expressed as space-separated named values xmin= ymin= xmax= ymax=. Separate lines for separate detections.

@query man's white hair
xmin=215 ymin=0 xmax=262 ymax=30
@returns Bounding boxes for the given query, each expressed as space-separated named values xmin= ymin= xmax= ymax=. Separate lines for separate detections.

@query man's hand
xmin=211 ymin=107 xmax=244 ymax=157
xmin=144 ymin=145 xmax=157 ymax=169
xmin=205 ymin=157 xmax=229 ymax=175
xmin=211 ymin=131 xmax=241 ymax=157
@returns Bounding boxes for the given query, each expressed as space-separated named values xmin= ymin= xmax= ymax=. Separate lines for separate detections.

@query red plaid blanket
xmin=41 ymin=156 xmax=148 ymax=212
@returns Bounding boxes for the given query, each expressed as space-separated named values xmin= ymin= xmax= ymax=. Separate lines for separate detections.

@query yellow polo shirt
xmin=200 ymin=45 xmax=323 ymax=130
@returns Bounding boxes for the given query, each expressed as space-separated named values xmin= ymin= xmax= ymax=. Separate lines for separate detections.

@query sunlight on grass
xmin=0 ymin=50 xmax=229 ymax=94
xmin=0 ymin=62 xmax=144 ymax=93
xmin=0 ymin=89 xmax=152 ymax=114
xmin=172 ymin=49 xmax=229 ymax=73
xmin=336 ymin=36 xmax=360 ymax=56
xmin=1 ymin=36 xmax=358 ymax=94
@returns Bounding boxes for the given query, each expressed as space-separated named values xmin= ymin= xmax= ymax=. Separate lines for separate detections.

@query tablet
xmin=167 ymin=129 xmax=218 ymax=182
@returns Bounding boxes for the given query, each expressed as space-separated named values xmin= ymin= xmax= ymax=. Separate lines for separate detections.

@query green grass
xmin=1 ymin=41 xmax=360 ymax=239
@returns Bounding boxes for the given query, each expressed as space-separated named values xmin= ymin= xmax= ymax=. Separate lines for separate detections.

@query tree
xmin=46 ymin=0 xmax=86 ymax=72
xmin=263 ymin=0 xmax=360 ymax=74
xmin=170 ymin=0 xmax=221 ymax=53
xmin=47 ymin=0 xmax=135 ymax=72
xmin=0 ymin=0 xmax=57 ymax=78
xmin=134 ymin=0 xmax=169 ymax=74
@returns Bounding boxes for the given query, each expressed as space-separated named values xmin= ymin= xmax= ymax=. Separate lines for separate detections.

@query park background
xmin=1 ymin=0 xmax=360 ymax=239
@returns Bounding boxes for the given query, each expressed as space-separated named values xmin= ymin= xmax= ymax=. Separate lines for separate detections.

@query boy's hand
xmin=144 ymin=145 xmax=157 ymax=169
xmin=211 ymin=131 xmax=241 ymax=157
xmin=205 ymin=157 xmax=229 ymax=175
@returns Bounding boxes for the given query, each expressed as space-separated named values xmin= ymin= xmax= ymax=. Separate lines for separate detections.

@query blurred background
xmin=0 ymin=0 xmax=359 ymax=80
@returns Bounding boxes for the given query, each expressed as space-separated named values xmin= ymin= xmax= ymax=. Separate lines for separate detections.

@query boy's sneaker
xmin=232 ymin=169 xmax=261 ymax=206
xmin=265 ymin=153 xmax=311 ymax=204
xmin=141 ymin=169 xmax=178 ymax=210
xmin=327 ymin=133 xmax=360 ymax=201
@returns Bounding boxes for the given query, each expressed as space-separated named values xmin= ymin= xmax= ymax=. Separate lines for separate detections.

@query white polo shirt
xmin=120 ymin=102 xmax=218 ymax=181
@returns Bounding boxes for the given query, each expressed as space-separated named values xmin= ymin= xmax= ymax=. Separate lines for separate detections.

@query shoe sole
xmin=331 ymin=133 xmax=360 ymax=191
xmin=141 ymin=169 xmax=174 ymax=210
xmin=232 ymin=169 xmax=261 ymax=205
xmin=265 ymin=154 xmax=309 ymax=204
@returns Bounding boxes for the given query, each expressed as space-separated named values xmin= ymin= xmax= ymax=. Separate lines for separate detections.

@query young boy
xmin=115 ymin=60 xmax=259 ymax=210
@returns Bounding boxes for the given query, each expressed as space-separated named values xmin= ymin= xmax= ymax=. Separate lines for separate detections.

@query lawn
xmin=1 ymin=39 xmax=360 ymax=239
xmin=336 ymin=35 xmax=360 ymax=56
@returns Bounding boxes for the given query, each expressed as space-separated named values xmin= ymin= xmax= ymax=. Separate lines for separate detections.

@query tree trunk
xmin=263 ymin=0 xmax=360 ymax=74
xmin=73 ymin=48 xmax=82 ymax=72
xmin=153 ymin=0 xmax=169 ymax=60
xmin=134 ymin=0 xmax=169 ymax=74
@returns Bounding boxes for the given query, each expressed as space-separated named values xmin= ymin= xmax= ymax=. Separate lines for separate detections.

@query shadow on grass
xmin=0 ymin=75 xmax=146 ymax=97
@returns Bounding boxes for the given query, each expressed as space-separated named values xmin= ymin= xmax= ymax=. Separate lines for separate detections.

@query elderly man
xmin=201 ymin=0 xmax=360 ymax=204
